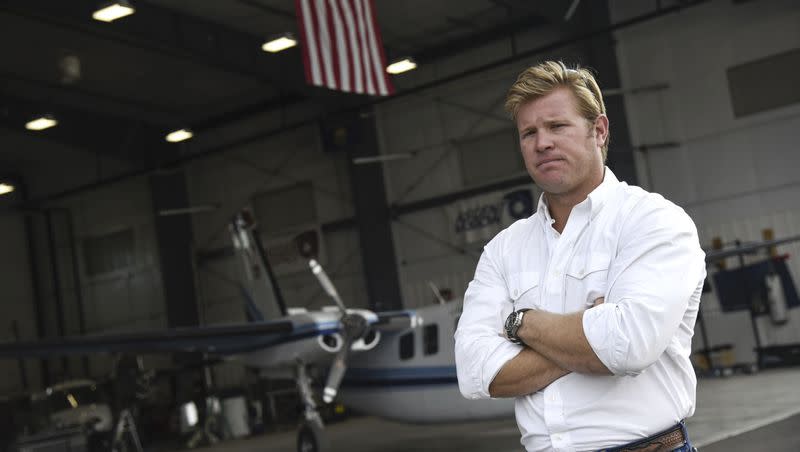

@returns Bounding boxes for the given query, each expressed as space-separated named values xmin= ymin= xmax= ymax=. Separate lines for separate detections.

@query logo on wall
xmin=448 ymin=187 xmax=535 ymax=245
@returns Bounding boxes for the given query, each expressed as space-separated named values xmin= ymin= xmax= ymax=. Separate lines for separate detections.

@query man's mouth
xmin=536 ymin=158 xmax=563 ymax=168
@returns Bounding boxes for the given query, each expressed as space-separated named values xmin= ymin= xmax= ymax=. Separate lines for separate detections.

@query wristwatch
xmin=504 ymin=308 xmax=531 ymax=344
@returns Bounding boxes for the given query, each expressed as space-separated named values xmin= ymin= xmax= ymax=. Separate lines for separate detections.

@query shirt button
xmin=554 ymin=434 xmax=562 ymax=441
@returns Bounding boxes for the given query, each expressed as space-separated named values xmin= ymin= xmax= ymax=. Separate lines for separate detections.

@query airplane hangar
xmin=1 ymin=0 xmax=800 ymax=451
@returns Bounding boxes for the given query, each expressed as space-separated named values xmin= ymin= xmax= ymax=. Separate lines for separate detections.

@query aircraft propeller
xmin=308 ymin=259 xmax=369 ymax=403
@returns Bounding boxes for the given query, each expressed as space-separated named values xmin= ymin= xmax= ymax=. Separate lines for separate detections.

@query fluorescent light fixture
xmin=0 ymin=183 xmax=15 ymax=195
xmin=166 ymin=128 xmax=193 ymax=143
xmin=262 ymin=33 xmax=297 ymax=53
xmin=353 ymin=152 xmax=415 ymax=165
xmin=386 ymin=58 xmax=417 ymax=75
xmin=25 ymin=115 xmax=58 ymax=131
xmin=92 ymin=1 xmax=135 ymax=22
xmin=158 ymin=204 xmax=219 ymax=216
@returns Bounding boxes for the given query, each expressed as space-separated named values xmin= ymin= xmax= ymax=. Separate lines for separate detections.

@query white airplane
xmin=0 ymin=209 xmax=515 ymax=452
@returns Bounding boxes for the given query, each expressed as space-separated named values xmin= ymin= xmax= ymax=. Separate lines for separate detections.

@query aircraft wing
xmin=0 ymin=318 xmax=301 ymax=359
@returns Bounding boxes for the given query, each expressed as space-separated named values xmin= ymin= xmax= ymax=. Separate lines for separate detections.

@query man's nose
xmin=535 ymin=131 xmax=554 ymax=152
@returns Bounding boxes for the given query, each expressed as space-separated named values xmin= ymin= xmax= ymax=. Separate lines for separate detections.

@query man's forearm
xmin=489 ymin=347 xmax=569 ymax=398
xmin=518 ymin=310 xmax=611 ymax=375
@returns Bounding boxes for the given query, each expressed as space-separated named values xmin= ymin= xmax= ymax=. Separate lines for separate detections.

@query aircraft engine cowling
xmin=317 ymin=333 xmax=344 ymax=354
xmin=351 ymin=329 xmax=381 ymax=351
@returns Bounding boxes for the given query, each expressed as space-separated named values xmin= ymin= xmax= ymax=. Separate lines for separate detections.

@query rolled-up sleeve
xmin=455 ymin=241 xmax=523 ymax=399
xmin=582 ymin=199 xmax=706 ymax=376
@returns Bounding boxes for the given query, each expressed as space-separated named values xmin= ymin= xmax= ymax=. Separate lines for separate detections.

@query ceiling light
xmin=25 ymin=115 xmax=58 ymax=131
xmin=262 ymin=33 xmax=297 ymax=53
xmin=353 ymin=152 xmax=415 ymax=165
xmin=166 ymin=128 xmax=193 ymax=143
xmin=158 ymin=204 xmax=219 ymax=216
xmin=386 ymin=58 xmax=417 ymax=75
xmin=92 ymin=1 xmax=135 ymax=23
xmin=0 ymin=183 xmax=15 ymax=196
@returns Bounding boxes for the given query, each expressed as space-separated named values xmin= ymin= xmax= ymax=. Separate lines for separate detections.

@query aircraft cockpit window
xmin=423 ymin=324 xmax=438 ymax=355
xmin=399 ymin=332 xmax=414 ymax=360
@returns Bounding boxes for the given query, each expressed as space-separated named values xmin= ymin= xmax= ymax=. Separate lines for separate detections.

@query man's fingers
xmin=592 ymin=297 xmax=605 ymax=307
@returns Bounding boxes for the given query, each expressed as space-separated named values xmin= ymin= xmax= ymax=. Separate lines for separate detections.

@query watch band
xmin=506 ymin=308 xmax=531 ymax=344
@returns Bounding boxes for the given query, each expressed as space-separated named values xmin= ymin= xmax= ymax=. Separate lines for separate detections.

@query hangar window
xmin=253 ymin=182 xmax=317 ymax=235
xmin=82 ymin=228 xmax=134 ymax=276
xmin=399 ymin=332 xmax=414 ymax=360
xmin=423 ymin=324 xmax=439 ymax=355
xmin=728 ymin=48 xmax=800 ymax=117
xmin=458 ymin=128 xmax=525 ymax=187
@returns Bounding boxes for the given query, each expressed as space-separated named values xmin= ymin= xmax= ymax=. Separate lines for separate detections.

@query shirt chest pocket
xmin=506 ymin=271 xmax=540 ymax=315
xmin=565 ymin=252 xmax=611 ymax=309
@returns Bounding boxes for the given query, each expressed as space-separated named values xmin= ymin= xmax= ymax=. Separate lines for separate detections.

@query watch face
xmin=504 ymin=311 xmax=516 ymax=337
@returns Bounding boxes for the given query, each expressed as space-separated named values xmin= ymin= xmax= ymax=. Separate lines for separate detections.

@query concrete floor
xmin=191 ymin=367 xmax=800 ymax=452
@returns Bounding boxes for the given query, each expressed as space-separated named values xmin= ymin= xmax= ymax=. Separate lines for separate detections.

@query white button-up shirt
xmin=455 ymin=168 xmax=706 ymax=452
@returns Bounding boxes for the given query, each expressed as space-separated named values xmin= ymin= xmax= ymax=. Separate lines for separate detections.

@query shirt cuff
xmin=480 ymin=339 xmax=525 ymax=397
xmin=582 ymin=304 xmax=634 ymax=376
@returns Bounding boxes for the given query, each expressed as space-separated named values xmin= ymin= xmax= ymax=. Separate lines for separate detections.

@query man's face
xmin=515 ymin=88 xmax=607 ymax=199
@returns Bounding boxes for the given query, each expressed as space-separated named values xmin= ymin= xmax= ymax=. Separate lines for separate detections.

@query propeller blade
xmin=322 ymin=313 xmax=368 ymax=403
xmin=323 ymin=345 xmax=350 ymax=403
xmin=309 ymin=259 xmax=346 ymax=314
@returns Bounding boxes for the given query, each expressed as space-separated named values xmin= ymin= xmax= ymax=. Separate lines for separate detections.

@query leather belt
xmin=600 ymin=422 xmax=688 ymax=452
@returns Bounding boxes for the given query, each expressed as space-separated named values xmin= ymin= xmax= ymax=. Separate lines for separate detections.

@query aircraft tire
xmin=297 ymin=419 xmax=328 ymax=452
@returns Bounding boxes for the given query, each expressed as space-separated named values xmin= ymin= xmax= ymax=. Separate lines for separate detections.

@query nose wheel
xmin=295 ymin=361 xmax=330 ymax=452
xmin=297 ymin=418 xmax=327 ymax=452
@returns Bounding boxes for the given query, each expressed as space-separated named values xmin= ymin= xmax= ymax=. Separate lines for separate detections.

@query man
xmin=454 ymin=60 xmax=705 ymax=452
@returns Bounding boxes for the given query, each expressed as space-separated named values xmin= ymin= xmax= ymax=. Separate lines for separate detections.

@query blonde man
xmin=455 ymin=61 xmax=705 ymax=452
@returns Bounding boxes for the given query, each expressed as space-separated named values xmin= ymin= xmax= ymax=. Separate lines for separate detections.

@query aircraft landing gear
xmin=295 ymin=360 xmax=329 ymax=452
xmin=297 ymin=418 xmax=326 ymax=452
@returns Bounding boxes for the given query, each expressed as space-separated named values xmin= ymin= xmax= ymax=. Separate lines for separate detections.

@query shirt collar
xmin=535 ymin=166 xmax=619 ymax=223
xmin=586 ymin=166 xmax=618 ymax=217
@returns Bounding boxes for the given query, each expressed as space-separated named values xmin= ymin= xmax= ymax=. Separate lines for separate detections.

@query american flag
xmin=295 ymin=0 xmax=395 ymax=96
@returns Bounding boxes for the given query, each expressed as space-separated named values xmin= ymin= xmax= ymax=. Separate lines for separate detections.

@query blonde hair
xmin=505 ymin=61 xmax=608 ymax=160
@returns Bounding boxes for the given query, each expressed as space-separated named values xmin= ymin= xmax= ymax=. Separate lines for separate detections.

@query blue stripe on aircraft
xmin=342 ymin=366 xmax=458 ymax=387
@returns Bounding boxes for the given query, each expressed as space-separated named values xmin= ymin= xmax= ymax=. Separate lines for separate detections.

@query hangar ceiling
xmin=0 ymin=0 xmax=572 ymax=166
xmin=0 ymin=0 xmax=703 ymax=202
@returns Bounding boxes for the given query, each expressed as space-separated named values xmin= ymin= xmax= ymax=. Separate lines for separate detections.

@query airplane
xmin=0 ymin=209 xmax=514 ymax=452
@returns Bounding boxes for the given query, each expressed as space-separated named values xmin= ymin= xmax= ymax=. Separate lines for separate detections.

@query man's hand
xmin=592 ymin=297 xmax=605 ymax=308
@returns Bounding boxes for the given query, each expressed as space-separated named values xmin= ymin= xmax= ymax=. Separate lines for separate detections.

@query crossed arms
xmin=489 ymin=299 xmax=609 ymax=398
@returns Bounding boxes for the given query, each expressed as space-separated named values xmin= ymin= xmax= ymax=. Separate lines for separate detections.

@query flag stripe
xmin=297 ymin=0 xmax=320 ymax=86
xmin=310 ymin=0 xmax=327 ymax=87
xmin=295 ymin=0 xmax=394 ymax=96
xmin=324 ymin=0 xmax=340 ymax=89
xmin=338 ymin=0 xmax=362 ymax=93
xmin=327 ymin=0 xmax=349 ymax=92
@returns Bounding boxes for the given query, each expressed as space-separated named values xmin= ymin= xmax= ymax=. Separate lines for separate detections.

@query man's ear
xmin=594 ymin=114 xmax=609 ymax=146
